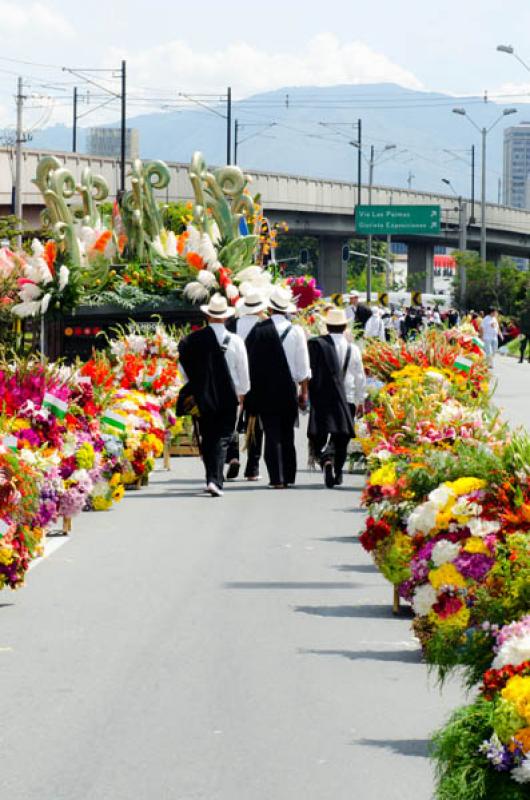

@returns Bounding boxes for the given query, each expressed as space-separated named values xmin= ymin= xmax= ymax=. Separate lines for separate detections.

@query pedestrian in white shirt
xmin=178 ymin=294 xmax=250 ymax=497
xmin=364 ymin=307 xmax=386 ymax=341
xmin=308 ymin=307 xmax=366 ymax=487
xmin=481 ymin=307 xmax=502 ymax=366
xmin=246 ymin=285 xmax=311 ymax=488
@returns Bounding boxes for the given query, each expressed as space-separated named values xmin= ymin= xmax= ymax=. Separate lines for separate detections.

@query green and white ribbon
xmin=454 ymin=356 xmax=472 ymax=374
xmin=2 ymin=435 xmax=18 ymax=452
xmin=101 ymin=411 xmax=127 ymax=432
xmin=471 ymin=336 xmax=485 ymax=351
xmin=42 ymin=392 xmax=68 ymax=419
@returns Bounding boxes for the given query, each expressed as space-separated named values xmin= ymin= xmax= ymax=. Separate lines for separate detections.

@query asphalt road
xmin=1 ymin=355 xmax=527 ymax=800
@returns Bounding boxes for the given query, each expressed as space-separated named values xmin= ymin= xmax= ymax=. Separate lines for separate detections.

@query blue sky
xmin=3 ymin=0 xmax=530 ymax=129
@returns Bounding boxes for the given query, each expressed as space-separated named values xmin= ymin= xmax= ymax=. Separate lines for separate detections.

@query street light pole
xmin=367 ymin=145 xmax=375 ymax=302
xmin=452 ymin=106 xmax=517 ymax=264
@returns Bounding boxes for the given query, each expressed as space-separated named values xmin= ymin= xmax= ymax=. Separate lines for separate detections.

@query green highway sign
xmin=355 ymin=204 xmax=441 ymax=235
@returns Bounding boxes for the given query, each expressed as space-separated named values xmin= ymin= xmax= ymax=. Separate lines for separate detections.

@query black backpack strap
xmin=219 ymin=332 xmax=231 ymax=353
xmin=342 ymin=344 xmax=352 ymax=378
xmin=280 ymin=325 xmax=292 ymax=343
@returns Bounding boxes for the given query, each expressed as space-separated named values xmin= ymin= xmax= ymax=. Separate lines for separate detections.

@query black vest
xmin=178 ymin=326 xmax=238 ymax=424
xmin=245 ymin=318 xmax=298 ymax=418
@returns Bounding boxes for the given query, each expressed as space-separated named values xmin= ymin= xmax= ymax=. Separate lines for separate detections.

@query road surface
xmin=1 ymin=355 xmax=527 ymax=800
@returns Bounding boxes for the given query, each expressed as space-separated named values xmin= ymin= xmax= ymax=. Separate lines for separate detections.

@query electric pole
xmin=120 ymin=60 xmax=126 ymax=195
xmin=15 ymin=76 xmax=25 ymax=246
xmin=226 ymin=86 xmax=232 ymax=165
xmin=72 ymin=86 xmax=78 ymax=152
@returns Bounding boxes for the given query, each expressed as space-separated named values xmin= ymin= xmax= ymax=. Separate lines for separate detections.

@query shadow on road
xmin=294 ymin=604 xmax=395 ymax=619
xmin=315 ymin=536 xmax=360 ymax=545
xmin=225 ymin=581 xmax=361 ymax=590
xmin=300 ymin=647 xmax=422 ymax=664
xmin=334 ymin=564 xmax=378 ymax=573
xmin=354 ymin=738 xmax=431 ymax=758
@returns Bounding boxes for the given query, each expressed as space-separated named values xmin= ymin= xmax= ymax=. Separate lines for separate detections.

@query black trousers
xmin=260 ymin=413 xmax=297 ymax=486
xmin=520 ymin=335 xmax=530 ymax=362
xmin=198 ymin=416 xmax=234 ymax=489
xmin=226 ymin=417 xmax=264 ymax=478
xmin=311 ymin=404 xmax=355 ymax=478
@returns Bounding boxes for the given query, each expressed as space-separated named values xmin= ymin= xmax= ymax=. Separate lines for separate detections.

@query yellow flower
xmin=122 ymin=470 xmax=137 ymax=485
xmin=369 ymin=463 xmax=397 ymax=486
xmin=429 ymin=605 xmax=470 ymax=629
xmin=463 ymin=537 xmax=490 ymax=555
xmin=11 ymin=419 xmax=31 ymax=431
xmin=511 ymin=728 xmax=530 ymax=753
xmin=92 ymin=496 xmax=112 ymax=511
xmin=445 ymin=477 xmax=486 ymax=497
xmin=109 ymin=473 xmax=121 ymax=487
xmin=0 ymin=546 xmax=14 ymax=566
xmin=112 ymin=485 xmax=125 ymax=503
xmin=429 ymin=563 xmax=466 ymax=590
xmin=502 ymin=676 xmax=530 ymax=725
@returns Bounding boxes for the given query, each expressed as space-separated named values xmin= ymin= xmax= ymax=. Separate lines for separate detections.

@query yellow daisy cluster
xmin=502 ymin=676 xmax=530 ymax=725
xmin=369 ymin=463 xmax=397 ymax=487
xmin=429 ymin=563 xmax=466 ymax=591
xmin=76 ymin=442 xmax=95 ymax=470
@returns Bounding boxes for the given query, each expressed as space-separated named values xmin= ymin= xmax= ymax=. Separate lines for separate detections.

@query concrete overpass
xmin=5 ymin=147 xmax=530 ymax=293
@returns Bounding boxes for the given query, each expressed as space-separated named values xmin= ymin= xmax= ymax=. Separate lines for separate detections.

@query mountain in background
xmin=29 ymin=83 xmax=524 ymax=201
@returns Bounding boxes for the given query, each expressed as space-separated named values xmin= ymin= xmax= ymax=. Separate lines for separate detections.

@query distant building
xmin=86 ymin=127 xmax=139 ymax=160
xmin=503 ymin=123 xmax=530 ymax=208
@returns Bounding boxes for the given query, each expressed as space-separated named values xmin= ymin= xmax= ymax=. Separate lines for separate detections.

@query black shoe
xmin=334 ymin=472 xmax=343 ymax=486
xmin=323 ymin=462 xmax=335 ymax=488
xmin=226 ymin=460 xmax=240 ymax=480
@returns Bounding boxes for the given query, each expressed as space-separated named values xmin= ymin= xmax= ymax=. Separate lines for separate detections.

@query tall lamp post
xmin=442 ymin=178 xmax=468 ymax=304
xmin=452 ymin=107 xmax=517 ymax=263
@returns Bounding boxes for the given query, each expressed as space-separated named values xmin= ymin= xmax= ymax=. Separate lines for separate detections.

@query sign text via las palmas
xmin=356 ymin=205 xmax=441 ymax=235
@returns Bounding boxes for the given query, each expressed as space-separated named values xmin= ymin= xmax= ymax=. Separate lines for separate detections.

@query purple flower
xmin=454 ymin=553 xmax=494 ymax=582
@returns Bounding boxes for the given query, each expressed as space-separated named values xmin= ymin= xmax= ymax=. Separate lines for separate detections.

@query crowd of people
xmin=178 ymin=286 xmax=366 ymax=496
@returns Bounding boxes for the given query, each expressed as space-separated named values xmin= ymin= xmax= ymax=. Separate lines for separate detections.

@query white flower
xmin=185 ymin=224 xmax=201 ymax=253
xmin=40 ymin=293 xmax=51 ymax=315
xmin=431 ymin=539 xmax=460 ymax=567
xmin=19 ymin=281 xmax=42 ymax=302
xmin=11 ymin=300 xmax=41 ymax=317
xmin=198 ymin=233 xmax=219 ymax=268
xmin=375 ymin=449 xmax=392 ymax=462
xmin=184 ymin=281 xmax=209 ymax=302
xmin=467 ymin=518 xmax=500 ymax=538
xmin=31 ymin=238 xmax=44 ymax=257
xmin=225 ymin=284 xmax=239 ymax=300
xmin=512 ymin=755 xmax=530 ymax=784
xmin=58 ymin=265 xmax=69 ymax=291
xmin=197 ymin=269 xmax=217 ymax=288
xmin=429 ymin=484 xmax=454 ymax=508
xmin=407 ymin=500 xmax=438 ymax=535
xmin=492 ymin=631 xmax=530 ymax=670
xmin=412 ymin=584 xmax=437 ymax=616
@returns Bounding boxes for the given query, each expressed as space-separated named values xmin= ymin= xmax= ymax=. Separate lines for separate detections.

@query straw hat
xmin=236 ymin=289 xmax=267 ymax=316
xmin=324 ymin=307 xmax=348 ymax=326
xmin=268 ymin=285 xmax=297 ymax=314
xmin=200 ymin=292 xmax=235 ymax=319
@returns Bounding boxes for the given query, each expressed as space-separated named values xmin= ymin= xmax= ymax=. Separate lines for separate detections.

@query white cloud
xmin=0 ymin=2 xmax=74 ymax=36
xmin=110 ymin=32 xmax=423 ymax=97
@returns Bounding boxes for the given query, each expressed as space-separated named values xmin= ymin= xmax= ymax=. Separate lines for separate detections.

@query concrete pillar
xmin=407 ymin=242 xmax=434 ymax=293
xmin=486 ymin=246 xmax=503 ymax=265
xmin=318 ymin=235 xmax=348 ymax=294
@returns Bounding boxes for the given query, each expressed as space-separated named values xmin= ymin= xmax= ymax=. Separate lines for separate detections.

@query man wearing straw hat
xmin=178 ymin=293 xmax=250 ymax=497
xmin=224 ymin=289 xmax=268 ymax=481
xmin=246 ymin=285 xmax=310 ymax=489
xmin=308 ymin=306 xmax=366 ymax=488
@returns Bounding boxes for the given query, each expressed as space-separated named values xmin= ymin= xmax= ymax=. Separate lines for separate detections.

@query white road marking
xmin=29 ymin=536 xmax=70 ymax=572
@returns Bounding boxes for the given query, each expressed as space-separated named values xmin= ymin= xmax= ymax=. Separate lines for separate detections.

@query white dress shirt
xmin=364 ymin=314 xmax=386 ymax=341
xmin=208 ymin=323 xmax=250 ymax=396
xmin=329 ymin=333 xmax=366 ymax=405
xmin=481 ymin=314 xmax=500 ymax=341
xmin=235 ymin=315 xmax=259 ymax=342
xmin=271 ymin=314 xmax=311 ymax=383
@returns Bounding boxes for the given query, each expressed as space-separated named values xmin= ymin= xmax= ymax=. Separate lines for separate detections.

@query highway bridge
xmin=4 ymin=147 xmax=530 ymax=293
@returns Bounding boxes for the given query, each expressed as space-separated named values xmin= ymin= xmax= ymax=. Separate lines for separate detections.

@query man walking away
xmin=480 ymin=307 xmax=502 ymax=367
xmin=345 ymin=290 xmax=372 ymax=334
xmin=308 ymin=308 xmax=366 ymax=488
xmin=519 ymin=301 xmax=530 ymax=363
xmin=178 ymin=294 xmax=249 ymax=497
xmin=364 ymin=307 xmax=386 ymax=341
xmin=225 ymin=290 xmax=267 ymax=480
xmin=246 ymin=285 xmax=310 ymax=489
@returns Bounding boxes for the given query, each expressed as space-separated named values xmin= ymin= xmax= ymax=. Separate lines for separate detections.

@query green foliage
xmin=425 ymin=626 xmax=495 ymax=689
xmin=86 ymin=283 xmax=167 ymax=310
xmin=431 ymin=699 xmax=527 ymax=800
xmin=453 ymin=252 xmax=529 ymax=315
xmin=161 ymin=201 xmax=193 ymax=235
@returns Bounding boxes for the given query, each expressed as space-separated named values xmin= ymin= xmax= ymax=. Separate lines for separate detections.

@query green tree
xmin=453 ymin=252 xmax=529 ymax=316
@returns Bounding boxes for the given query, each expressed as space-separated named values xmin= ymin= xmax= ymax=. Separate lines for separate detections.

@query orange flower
xmin=92 ymin=230 xmax=112 ymax=254
xmin=44 ymin=241 xmax=56 ymax=274
xmin=186 ymin=252 xmax=205 ymax=270
xmin=117 ymin=233 xmax=127 ymax=254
